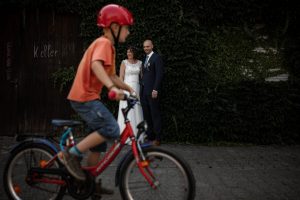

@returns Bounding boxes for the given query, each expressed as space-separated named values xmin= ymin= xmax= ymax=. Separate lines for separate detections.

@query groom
xmin=140 ymin=39 xmax=164 ymax=145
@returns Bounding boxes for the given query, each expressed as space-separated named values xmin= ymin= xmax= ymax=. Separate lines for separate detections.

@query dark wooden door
xmin=0 ymin=8 xmax=83 ymax=136
xmin=0 ymin=9 xmax=20 ymax=136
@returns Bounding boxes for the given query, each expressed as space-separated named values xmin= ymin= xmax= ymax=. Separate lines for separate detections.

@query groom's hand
xmin=152 ymin=90 xmax=158 ymax=98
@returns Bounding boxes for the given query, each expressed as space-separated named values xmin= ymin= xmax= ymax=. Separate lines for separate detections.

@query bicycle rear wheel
xmin=119 ymin=147 xmax=196 ymax=200
xmin=3 ymin=143 xmax=66 ymax=200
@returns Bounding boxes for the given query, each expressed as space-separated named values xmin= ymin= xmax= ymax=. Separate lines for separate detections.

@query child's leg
xmin=64 ymin=100 xmax=119 ymax=180
xmin=87 ymin=142 xmax=106 ymax=166
xmin=87 ymin=146 xmax=114 ymax=195
xmin=76 ymin=131 xmax=106 ymax=152
xmin=87 ymin=151 xmax=101 ymax=166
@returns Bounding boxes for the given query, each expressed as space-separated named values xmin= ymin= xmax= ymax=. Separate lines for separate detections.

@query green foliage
xmin=283 ymin=35 xmax=300 ymax=82
xmin=205 ymin=81 xmax=300 ymax=144
xmin=51 ymin=66 xmax=76 ymax=92
xmin=204 ymin=26 xmax=286 ymax=85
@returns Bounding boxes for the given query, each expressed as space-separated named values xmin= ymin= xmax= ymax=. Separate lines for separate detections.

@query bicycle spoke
xmin=121 ymin=148 xmax=195 ymax=200
xmin=4 ymin=145 xmax=65 ymax=200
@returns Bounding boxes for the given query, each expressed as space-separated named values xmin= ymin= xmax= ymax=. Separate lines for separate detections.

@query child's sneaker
xmin=58 ymin=151 xmax=86 ymax=181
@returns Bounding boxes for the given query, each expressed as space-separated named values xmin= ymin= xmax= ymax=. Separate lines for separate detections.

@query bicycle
xmin=3 ymin=91 xmax=196 ymax=200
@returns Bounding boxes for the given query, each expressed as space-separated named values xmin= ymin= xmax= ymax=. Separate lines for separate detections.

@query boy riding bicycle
xmin=59 ymin=3 xmax=135 ymax=192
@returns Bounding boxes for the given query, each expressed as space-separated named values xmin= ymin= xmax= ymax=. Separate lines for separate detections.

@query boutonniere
xmin=146 ymin=62 xmax=150 ymax=70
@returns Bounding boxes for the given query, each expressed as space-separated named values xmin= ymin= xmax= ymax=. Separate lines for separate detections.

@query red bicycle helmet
xmin=97 ymin=4 xmax=134 ymax=27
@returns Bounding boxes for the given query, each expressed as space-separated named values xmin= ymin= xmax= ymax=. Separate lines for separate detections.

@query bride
xmin=117 ymin=46 xmax=143 ymax=140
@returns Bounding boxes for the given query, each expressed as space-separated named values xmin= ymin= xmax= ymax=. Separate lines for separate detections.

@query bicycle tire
xmin=119 ymin=147 xmax=196 ymax=200
xmin=3 ymin=142 xmax=66 ymax=200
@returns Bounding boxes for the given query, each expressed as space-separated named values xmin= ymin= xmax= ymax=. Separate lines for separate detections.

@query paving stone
xmin=1 ymin=136 xmax=300 ymax=200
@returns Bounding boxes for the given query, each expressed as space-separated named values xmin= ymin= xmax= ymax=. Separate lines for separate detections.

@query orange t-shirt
xmin=67 ymin=36 xmax=116 ymax=102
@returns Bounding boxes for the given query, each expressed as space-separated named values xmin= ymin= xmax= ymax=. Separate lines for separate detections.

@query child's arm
xmin=110 ymin=74 xmax=134 ymax=94
xmin=91 ymin=60 xmax=124 ymax=100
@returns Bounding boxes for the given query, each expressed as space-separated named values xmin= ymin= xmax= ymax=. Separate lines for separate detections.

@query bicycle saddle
xmin=51 ymin=119 xmax=83 ymax=127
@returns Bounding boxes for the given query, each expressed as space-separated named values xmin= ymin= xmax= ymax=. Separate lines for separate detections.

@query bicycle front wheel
xmin=119 ymin=147 xmax=196 ymax=200
xmin=3 ymin=142 xmax=66 ymax=200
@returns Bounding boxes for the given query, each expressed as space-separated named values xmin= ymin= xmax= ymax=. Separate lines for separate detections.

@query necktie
xmin=144 ymin=55 xmax=149 ymax=68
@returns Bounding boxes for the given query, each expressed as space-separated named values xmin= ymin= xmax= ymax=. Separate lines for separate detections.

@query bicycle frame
xmin=36 ymin=95 xmax=157 ymax=189
xmin=82 ymin=119 xmax=156 ymax=188
xmin=4 ymin=93 xmax=197 ymax=200
xmin=83 ymin=121 xmax=135 ymax=176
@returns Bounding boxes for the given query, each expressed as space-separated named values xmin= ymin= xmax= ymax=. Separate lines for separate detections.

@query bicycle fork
xmin=133 ymin=142 xmax=159 ymax=189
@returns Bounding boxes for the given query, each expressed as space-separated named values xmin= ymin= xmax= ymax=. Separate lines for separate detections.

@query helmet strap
xmin=110 ymin=25 xmax=122 ymax=48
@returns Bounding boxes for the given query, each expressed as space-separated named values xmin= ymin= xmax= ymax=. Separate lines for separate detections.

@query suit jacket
xmin=140 ymin=52 xmax=164 ymax=95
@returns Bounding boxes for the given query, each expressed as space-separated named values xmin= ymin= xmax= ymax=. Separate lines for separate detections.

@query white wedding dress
xmin=117 ymin=59 xmax=143 ymax=140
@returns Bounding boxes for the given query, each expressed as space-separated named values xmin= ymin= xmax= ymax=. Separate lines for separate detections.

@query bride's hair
xmin=127 ymin=46 xmax=138 ymax=59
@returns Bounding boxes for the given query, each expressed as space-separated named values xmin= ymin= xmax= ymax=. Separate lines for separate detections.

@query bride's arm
xmin=119 ymin=61 xmax=125 ymax=81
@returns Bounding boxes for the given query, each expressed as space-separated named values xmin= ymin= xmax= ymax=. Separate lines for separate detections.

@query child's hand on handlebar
xmin=128 ymin=87 xmax=139 ymax=99
xmin=109 ymin=87 xmax=125 ymax=101
xmin=130 ymin=91 xmax=138 ymax=97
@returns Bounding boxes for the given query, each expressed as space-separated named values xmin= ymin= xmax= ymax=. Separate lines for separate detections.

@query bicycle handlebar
xmin=108 ymin=90 xmax=118 ymax=100
xmin=108 ymin=90 xmax=129 ymax=100
xmin=108 ymin=90 xmax=139 ymax=110
xmin=108 ymin=90 xmax=138 ymax=101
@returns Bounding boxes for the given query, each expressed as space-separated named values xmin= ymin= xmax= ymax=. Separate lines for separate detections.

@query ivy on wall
xmin=2 ymin=0 xmax=299 ymax=144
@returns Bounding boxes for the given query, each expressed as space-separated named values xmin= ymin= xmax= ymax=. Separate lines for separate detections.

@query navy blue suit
xmin=140 ymin=52 xmax=163 ymax=141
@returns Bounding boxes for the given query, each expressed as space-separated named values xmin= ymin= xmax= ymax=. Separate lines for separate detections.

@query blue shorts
xmin=70 ymin=100 xmax=120 ymax=152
